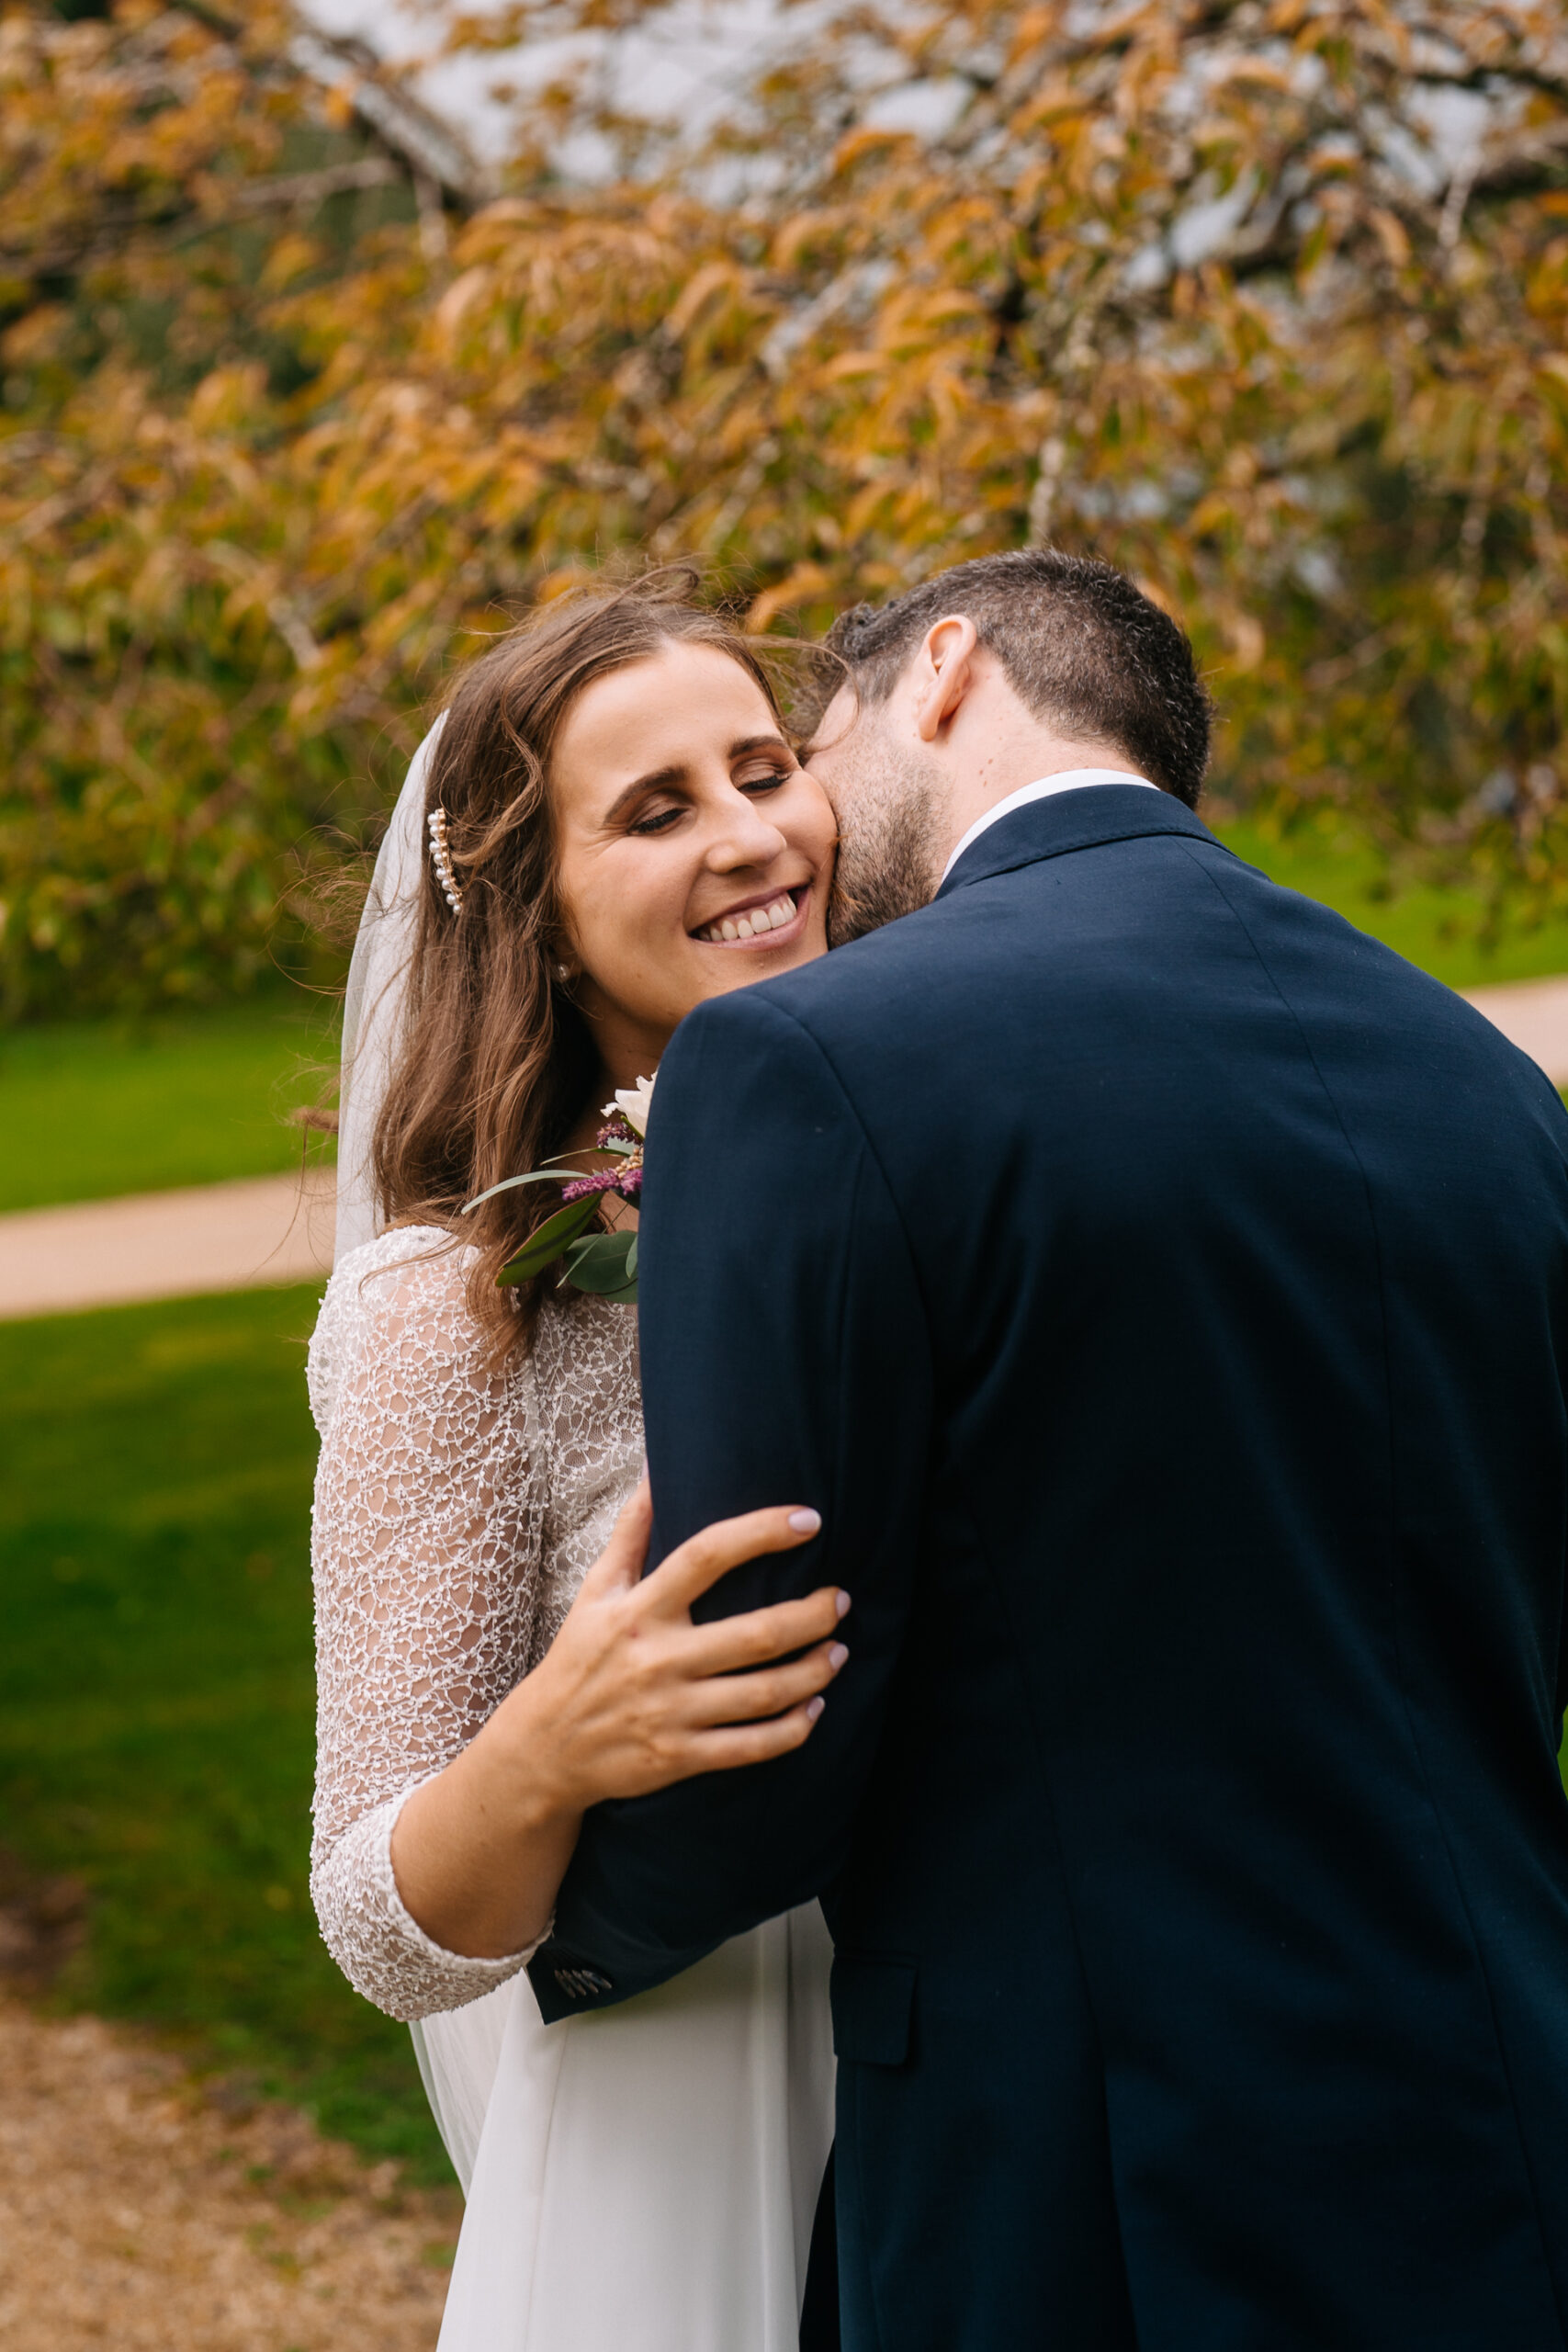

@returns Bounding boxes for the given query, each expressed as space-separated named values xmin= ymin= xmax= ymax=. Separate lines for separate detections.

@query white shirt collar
xmin=940 ymin=770 xmax=1160 ymax=886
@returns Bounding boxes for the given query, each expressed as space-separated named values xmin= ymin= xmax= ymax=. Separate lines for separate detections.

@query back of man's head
xmin=824 ymin=548 xmax=1213 ymax=810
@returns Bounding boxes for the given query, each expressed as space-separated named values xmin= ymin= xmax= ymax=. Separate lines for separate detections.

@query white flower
xmin=604 ymin=1071 xmax=657 ymax=1137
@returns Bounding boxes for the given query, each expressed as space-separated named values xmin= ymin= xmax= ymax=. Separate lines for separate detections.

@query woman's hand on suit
xmin=390 ymin=1482 xmax=847 ymax=1962
xmin=522 ymin=1478 xmax=849 ymax=1810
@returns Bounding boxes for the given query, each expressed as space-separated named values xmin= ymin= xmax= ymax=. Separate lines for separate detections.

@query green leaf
xmin=561 ymin=1229 xmax=638 ymax=1299
xmin=626 ymin=1234 xmax=637 ymax=1280
xmin=597 ymin=1138 xmax=637 ymax=1157
xmin=496 ymin=1196 xmax=599 ymax=1285
xmin=463 ymin=1168 xmax=589 ymax=1215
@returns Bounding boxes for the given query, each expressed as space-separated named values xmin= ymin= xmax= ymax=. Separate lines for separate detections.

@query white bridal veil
xmin=334 ymin=723 xmax=437 ymax=1263
xmin=334 ymin=716 xmax=517 ymax=2190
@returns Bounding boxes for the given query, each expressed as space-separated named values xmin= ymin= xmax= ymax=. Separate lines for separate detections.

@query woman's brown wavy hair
xmin=369 ymin=569 xmax=788 ymax=1364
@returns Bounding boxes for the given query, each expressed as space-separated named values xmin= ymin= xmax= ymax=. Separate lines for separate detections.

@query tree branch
xmin=224 ymin=157 xmax=401 ymax=212
xmin=172 ymin=3 xmax=494 ymax=210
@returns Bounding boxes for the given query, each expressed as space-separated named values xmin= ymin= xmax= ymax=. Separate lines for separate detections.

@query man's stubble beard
xmin=825 ymin=740 xmax=945 ymax=949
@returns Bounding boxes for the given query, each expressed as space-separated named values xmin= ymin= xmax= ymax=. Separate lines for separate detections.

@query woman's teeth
xmin=696 ymin=892 xmax=797 ymax=944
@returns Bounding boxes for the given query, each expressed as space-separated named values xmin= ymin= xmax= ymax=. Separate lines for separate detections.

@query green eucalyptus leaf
xmin=561 ymin=1229 xmax=638 ymax=1296
xmin=463 ymin=1168 xmax=589 ymax=1215
xmin=581 ymin=1268 xmax=639 ymax=1305
xmin=496 ymin=1196 xmax=598 ymax=1285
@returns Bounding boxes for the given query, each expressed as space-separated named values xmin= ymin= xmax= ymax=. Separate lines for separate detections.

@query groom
xmin=531 ymin=550 xmax=1568 ymax=2347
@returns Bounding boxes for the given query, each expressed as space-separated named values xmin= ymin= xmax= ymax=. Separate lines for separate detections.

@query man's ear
xmin=911 ymin=616 xmax=980 ymax=744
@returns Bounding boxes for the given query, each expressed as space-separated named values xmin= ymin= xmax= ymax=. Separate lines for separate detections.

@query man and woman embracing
xmin=309 ymin=549 xmax=1568 ymax=2350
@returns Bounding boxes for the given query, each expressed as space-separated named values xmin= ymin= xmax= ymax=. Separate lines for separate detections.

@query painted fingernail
xmin=788 ymin=1508 xmax=821 ymax=1534
xmin=829 ymin=1643 xmax=849 ymax=1672
xmin=806 ymin=1696 xmax=826 ymax=1722
xmin=834 ymin=1589 xmax=851 ymax=1619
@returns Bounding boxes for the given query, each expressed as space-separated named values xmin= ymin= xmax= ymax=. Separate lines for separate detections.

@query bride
xmin=307 ymin=572 xmax=844 ymax=2350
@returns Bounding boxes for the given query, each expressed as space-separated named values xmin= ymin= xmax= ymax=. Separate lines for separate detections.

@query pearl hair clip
xmin=427 ymin=806 xmax=464 ymax=915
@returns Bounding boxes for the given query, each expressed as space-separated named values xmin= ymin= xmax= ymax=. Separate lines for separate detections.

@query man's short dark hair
xmin=824 ymin=549 xmax=1213 ymax=808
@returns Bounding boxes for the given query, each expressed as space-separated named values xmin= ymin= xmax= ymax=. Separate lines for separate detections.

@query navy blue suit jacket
xmin=531 ymin=787 xmax=1568 ymax=2349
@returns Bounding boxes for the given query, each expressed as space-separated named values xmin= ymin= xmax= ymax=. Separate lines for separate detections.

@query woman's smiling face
xmin=549 ymin=640 xmax=836 ymax=1081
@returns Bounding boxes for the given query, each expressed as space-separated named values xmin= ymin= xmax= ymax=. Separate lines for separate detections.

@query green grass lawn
xmin=1214 ymin=814 xmax=1568 ymax=991
xmin=0 ymin=1284 xmax=450 ymax=2183
xmin=0 ymin=998 xmax=337 ymax=1214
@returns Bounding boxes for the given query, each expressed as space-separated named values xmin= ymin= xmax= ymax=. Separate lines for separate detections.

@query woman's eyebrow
xmin=601 ymin=764 xmax=687 ymax=825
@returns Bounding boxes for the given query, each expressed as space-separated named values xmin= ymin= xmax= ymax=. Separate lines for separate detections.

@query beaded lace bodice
xmin=307 ymin=1227 xmax=643 ymax=2021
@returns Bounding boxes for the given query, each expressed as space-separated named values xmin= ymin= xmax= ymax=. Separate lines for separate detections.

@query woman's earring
xmin=555 ymin=960 xmax=571 ymax=984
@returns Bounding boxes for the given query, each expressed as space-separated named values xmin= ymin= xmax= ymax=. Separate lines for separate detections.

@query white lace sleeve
xmin=308 ymin=1229 xmax=548 ymax=2022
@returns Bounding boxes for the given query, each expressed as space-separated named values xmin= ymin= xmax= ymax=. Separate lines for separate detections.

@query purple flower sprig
xmin=560 ymin=1164 xmax=642 ymax=1203
xmin=560 ymin=1114 xmax=643 ymax=1205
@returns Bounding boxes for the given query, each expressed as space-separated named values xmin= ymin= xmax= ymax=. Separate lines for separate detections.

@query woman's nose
xmin=706 ymin=793 xmax=788 ymax=872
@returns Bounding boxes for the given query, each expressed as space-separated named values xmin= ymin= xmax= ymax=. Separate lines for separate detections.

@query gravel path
xmin=1461 ymin=973 xmax=1568 ymax=1087
xmin=0 ymin=1999 xmax=457 ymax=2351
xmin=0 ymin=1171 xmax=333 ymax=1320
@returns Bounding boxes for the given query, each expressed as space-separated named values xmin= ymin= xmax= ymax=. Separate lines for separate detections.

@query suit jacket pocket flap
xmin=830 ymin=1955 xmax=917 ymax=2066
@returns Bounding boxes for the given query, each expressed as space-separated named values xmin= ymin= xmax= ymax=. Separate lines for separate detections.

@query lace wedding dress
xmin=308 ymin=1225 xmax=835 ymax=2352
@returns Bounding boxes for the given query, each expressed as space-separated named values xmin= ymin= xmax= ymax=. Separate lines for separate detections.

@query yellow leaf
xmin=434 ymin=267 xmax=493 ymax=349
xmin=818 ymin=350 xmax=887 ymax=383
xmin=747 ymin=563 xmax=831 ymax=631
xmin=832 ymin=128 xmax=913 ymax=174
xmin=666 ymin=263 xmax=740 ymax=341
xmin=1222 ymin=610 xmax=1266 ymax=671
xmin=1368 ymin=209 xmax=1411 ymax=269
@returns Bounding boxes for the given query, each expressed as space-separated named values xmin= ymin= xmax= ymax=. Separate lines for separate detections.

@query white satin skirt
xmin=416 ymin=1904 xmax=836 ymax=2352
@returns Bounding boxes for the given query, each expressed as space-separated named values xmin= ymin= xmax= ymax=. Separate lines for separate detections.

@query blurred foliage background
xmin=7 ymin=0 xmax=1568 ymax=1018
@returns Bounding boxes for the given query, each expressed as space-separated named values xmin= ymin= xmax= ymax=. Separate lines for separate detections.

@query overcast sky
xmin=294 ymin=1 xmax=1495 ymax=199
xmin=296 ymin=0 xmax=806 ymax=164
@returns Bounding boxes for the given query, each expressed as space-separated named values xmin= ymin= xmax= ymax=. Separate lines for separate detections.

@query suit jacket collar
xmin=934 ymin=784 xmax=1228 ymax=901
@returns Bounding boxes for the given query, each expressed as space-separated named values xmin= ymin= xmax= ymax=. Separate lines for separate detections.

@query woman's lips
xmin=692 ymin=884 xmax=809 ymax=948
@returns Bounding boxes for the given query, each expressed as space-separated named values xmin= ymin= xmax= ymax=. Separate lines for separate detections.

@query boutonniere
xmin=462 ymin=1073 xmax=654 ymax=1306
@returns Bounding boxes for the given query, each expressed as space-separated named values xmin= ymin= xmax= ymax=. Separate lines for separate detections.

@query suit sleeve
xmin=528 ymin=989 xmax=931 ymax=2018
